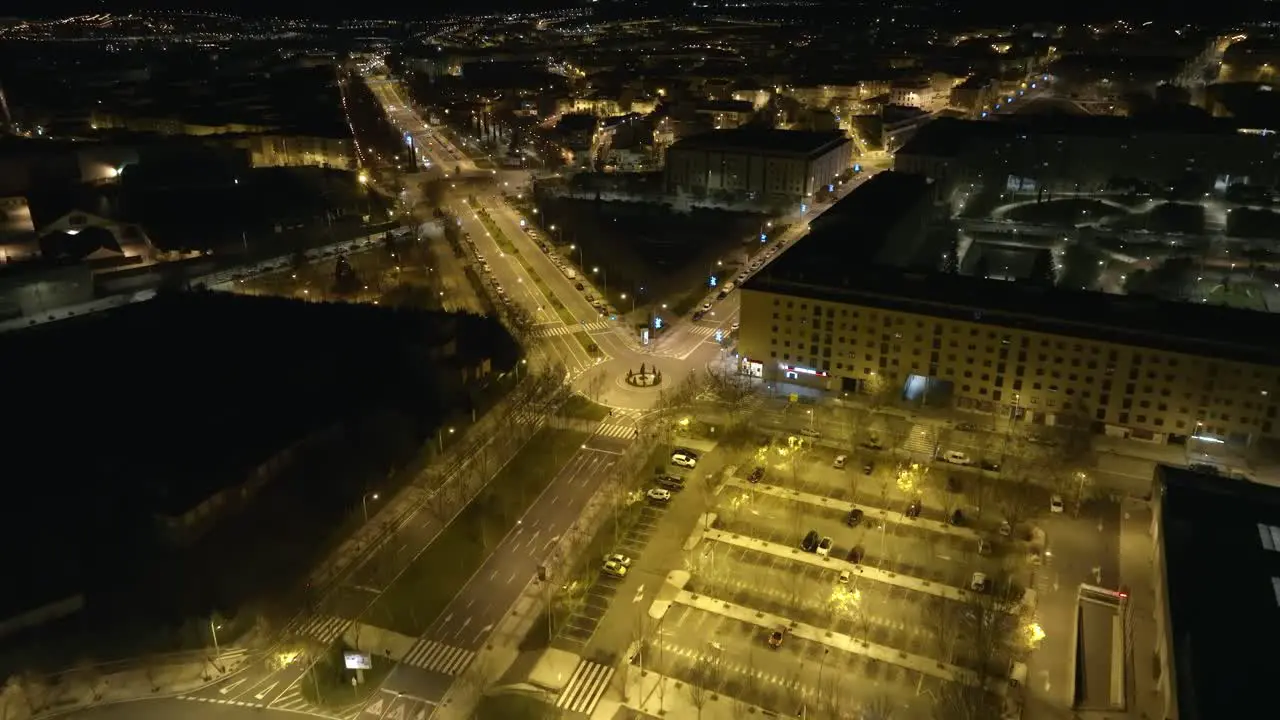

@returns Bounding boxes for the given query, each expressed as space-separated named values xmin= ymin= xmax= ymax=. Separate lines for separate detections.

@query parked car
xmin=647 ymin=488 xmax=672 ymax=503
xmin=817 ymin=536 xmax=833 ymax=557
xmin=846 ymin=545 xmax=865 ymax=564
xmin=845 ymin=508 xmax=864 ymax=527
xmin=656 ymin=475 xmax=685 ymax=491
xmin=955 ymin=421 xmax=977 ymax=431
xmin=950 ymin=509 xmax=966 ymax=526
xmin=998 ymin=520 xmax=1013 ymax=537
xmin=833 ymin=454 xmax=847 ymax=469
xmin=979 ymin=459 xmax=1002 ymax=472
xmin=671 ymin=453 xmax=697 ymax=469
xmin=941 ymin=450 xmax=972 ymax=465
xmin=838 ymin=569 xmax=852 ymax=584
xmin=801 ymin=530 xmax=820 ymax=552
xmin=969 ymin=572 xmax=989 ymax=592
xmin=574 ymin=282 xmax=584 ymax=291
xmin=799 ymin=427 xmax=821 ymax=438
xmin=977 ymin=538 xmax=993 ymax=556
xmin=906 ymin=499 xmax=922 ymax=519
xmin=862 ymin=461 xmax=874 ymax=476
xmin=701 ymin=302 xmax=712 ymax=312
xmin=605 ymin=553 xmax=633 ymax=568
xmin=1050 ymin=494 xmax=1065 ymax=513
xmin=602 ymin=560 xmax=628 ymax=578
xmin=748 ymin=466 xmax=765 ymax=483
xmin=768 ymin=627 xmax=787 ymax=649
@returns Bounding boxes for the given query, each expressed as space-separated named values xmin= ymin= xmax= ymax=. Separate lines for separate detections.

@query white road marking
xmin=253 ymin=682 xmax=278 ymax=701
xmin=219 ymin=678 xmax=246 ymax=695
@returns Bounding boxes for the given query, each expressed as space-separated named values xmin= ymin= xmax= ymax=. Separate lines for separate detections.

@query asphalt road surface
xmin=377 ymin=439 xmax=630 ymax=702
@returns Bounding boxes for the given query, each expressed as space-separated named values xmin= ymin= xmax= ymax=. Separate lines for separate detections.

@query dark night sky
xmin=2 ymin=0 xmax=1273 ymax=23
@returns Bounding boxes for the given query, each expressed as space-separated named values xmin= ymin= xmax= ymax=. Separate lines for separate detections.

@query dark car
xmin=950 ymin=509 xmax=966 ymax=526
xmin=845 ymin=508 xmax=864 ymax=527
xmin=801 ymin=530 xmax=820 ymax=552
xmin=748 ymin=466 xmax=765 ymax=483
xmin=906 ymin=499 xmax=922 ymax=519
xmin=656 ymin=475 xmax=685 ymax=491
xmin=575 ymin=282 xmax=584 ymax=291
xmin=979 ymin=459 xmax=1001 ymax=472
xmin=862 ymin=462 xmax=874 ymax=476
xmin=692 ymin=310 xmax=705 ymax=321
xmin=846 ymin=545 xmax=865 ymax=564
xmin=955 ymin=421 xmax=977 ymax=431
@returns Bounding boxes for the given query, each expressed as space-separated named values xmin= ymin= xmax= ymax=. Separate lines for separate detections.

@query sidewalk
xmin=1117 ymin=497 xmax=1164 ymax=720
xmin=669 ymin=588 xmax=1004 ymax=691
xmin=1 ymin=650 xmax=250 ymax=720
xmin=726 ymin=476 xmax=983 ymax=541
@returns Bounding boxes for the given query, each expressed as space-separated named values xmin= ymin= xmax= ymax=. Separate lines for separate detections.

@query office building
xmin=738 ymin=171 xmax=1280 ymax=447
xmin=664 ymin=128 xmax=853 ymax=204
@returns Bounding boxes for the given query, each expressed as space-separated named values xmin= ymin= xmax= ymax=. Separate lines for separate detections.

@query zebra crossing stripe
xmin=594 ymin=423 xmax=635 ymax=439
xmin=554 ymin=659 xmax=615 ymax=714
xmin=295 ymin=615 xmax=349 ymax=643
xmin=404 ymin=639 xmax=475 ymax=675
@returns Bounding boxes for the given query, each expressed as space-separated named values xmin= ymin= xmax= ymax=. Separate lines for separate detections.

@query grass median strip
xmin=364 ymin=427 xmax=590 ymax=636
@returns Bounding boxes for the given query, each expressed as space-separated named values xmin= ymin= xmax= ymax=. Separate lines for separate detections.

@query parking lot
xmin=646 ymin=602 xmax=942 ymax=719
xmin=556 ymin=503 xmax=667 ymax=652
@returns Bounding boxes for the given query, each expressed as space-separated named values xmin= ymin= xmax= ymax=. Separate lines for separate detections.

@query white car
xmin=969 ymin=572 xmax=989 ymax=592
xmin=605 ymin=553 xmax=632 ymax=568
xmin=647 ymin=488 xmax=672 ymax=503
xmin=799 ymin=427 xmax=821 ymax=438
xmin=671 ymin=453 xmax=697 ymax=468
xmin=833 ymin=454 xmax=847 ymax=469
xmin=701 ymin=302 xmax=712 ymax=312
xmin=602 ymin=560 xmax=628 ymax=578
xmin=838 ymin=569 xmax=852 ymax=584
xmin=941 ymin=450 xmax=972 ymax=465
xmin=1050 ymin=494 xmax=1065 ymax=513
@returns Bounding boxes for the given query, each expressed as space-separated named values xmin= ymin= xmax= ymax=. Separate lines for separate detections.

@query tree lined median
xmin=364 ymin=427 xmax=590 ymax=636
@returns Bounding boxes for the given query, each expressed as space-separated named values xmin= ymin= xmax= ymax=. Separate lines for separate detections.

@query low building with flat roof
xmin=1152 ymin=465 xmax=1280 ymax=719
xmin=664 ymin=128 xmax=852 ymax=205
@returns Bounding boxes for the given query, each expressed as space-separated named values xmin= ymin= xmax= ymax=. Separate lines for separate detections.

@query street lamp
xmin=209 ymin=619 xmax=223 ymax=670
xmin=362 ymin=492 xmax=380 ymax=523
xmin=569 ymin=243 xmax=584 ymax=267
xmin=593 ymin=266 xmax=607 ymax=294
xmin=438 ymin=426 xmax=455 ymax=452
xmin=620 ymin=292 xmax=635 ymax=313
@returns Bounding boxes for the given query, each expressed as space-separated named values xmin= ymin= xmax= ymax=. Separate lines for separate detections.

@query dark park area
xmin=530 ymin=195 xmax=766 ymax=310
xmin=0 ymin=290 xmax=519 ymax=672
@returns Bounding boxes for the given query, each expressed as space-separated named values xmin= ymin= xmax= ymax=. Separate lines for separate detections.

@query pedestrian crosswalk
xmin=688 ymin=325 xmax=721 ymax=338
xmin=532 ymin=320 xmax=611 ymax=337
xmin=555 ymin=658 xmax=614 ymax=715
xmin=595 ymin=422 xmax=637 ymax=439
xmin=402 ymin=638 xmax=475 ymax=675
xmin=903 ymin=423 xmax=936 ymax=456
xmin=290 ymin=614 xmax=350 ymax=644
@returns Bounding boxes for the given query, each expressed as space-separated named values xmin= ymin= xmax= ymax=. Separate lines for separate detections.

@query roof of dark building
xmin=1157 ymin=466 xmax=1280 ymax=720
xmin=670 ymin=127 xmax=849 ymax=157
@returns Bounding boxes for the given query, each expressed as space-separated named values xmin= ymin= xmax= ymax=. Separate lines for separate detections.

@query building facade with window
xmin=739 ymin=174 xmax=1280 ymax=447
xmin=664 ymin=128 xmax=852 ymax=203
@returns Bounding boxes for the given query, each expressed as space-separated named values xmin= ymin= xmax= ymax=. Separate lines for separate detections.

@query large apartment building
xmin=664 ymin=128 xmax=853 ymax=204
xmin=738 ymin=172 xmax=1280 ymax=447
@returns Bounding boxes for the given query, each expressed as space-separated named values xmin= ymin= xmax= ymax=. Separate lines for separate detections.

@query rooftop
xmin=897 ymin=114 xmax=1246 ymax=159
xmin=1157 ymin=465 xmax=1280 ymax=720
xmin=746 ymin=174 xmax=1280 ymax=366
xmin=670 ymin=127 xmax=849 ymax=157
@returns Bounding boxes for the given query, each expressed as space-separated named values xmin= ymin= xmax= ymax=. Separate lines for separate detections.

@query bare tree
xmin=685 ymin=666 xmax=712 ymax=720
xmin=926 ymin=596 xmax=964 ymax=664
xmin=862 ymin=694 xmax=897 ymax=720
xmin=997 ymin=476 xmax=1042 ymax=529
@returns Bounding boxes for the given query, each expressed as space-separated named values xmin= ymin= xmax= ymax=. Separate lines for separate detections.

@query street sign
xmin=343 ymin=652 xmax=372 ymax=670
xmin=714 ymin=330 xmax=723 ymax=342
xmin=709 ymin=275 xmax=717 ymax=287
